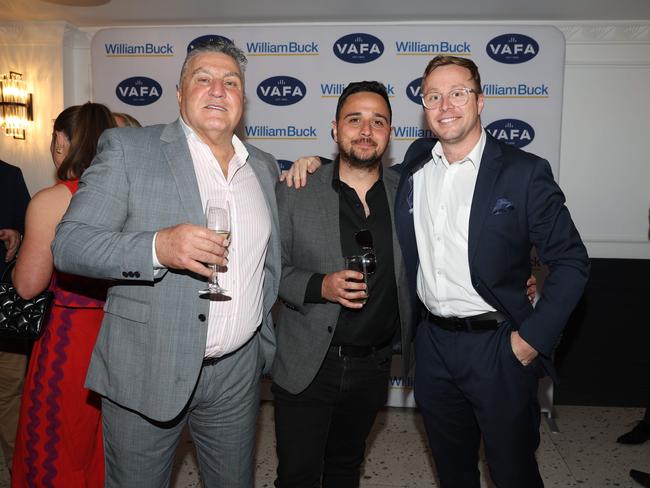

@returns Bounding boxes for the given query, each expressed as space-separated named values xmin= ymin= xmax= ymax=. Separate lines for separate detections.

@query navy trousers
xmin=414 ymin=319 xmax=545 ymax=488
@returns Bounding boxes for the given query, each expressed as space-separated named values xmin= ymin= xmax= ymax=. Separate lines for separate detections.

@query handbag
xmin=0 ymin=259 xmax=54 ymax=339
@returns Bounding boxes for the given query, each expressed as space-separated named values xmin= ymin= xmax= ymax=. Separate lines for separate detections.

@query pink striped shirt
xmin=181 ymin=119 xmax=272 ymax=358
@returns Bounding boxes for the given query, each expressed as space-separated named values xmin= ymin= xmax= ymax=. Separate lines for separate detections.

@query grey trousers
xmin=102 ymin=335 xmax=262 ymax=488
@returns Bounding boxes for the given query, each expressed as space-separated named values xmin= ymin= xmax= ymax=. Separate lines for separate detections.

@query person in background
xmin=11 ymin=103 xmax=115 ymax=487
xmin=0 ymin=160 xmax=30 ymax=470
xmin=112 ymin=112 xmax=141 ymax=128
xmin=52 ymin=40 xmax=280 ymax=488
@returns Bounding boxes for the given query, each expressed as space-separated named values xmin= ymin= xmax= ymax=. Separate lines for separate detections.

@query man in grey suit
xmin=53 ymin=40 xmax=280 ymax=487
xmin=272 ymin=81 xmax=413 ymax=487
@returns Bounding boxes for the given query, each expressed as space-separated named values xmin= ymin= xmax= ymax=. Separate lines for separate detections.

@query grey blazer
xmin=52 ymin=120 xmax=280 ymax=422
xmin=272 ymin=161 xmax=413 ymax=395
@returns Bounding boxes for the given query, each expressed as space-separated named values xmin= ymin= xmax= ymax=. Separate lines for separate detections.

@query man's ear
xmin=331 ymin=120 xmax=338 ymax=143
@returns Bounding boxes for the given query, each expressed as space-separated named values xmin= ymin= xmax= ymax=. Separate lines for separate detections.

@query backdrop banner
xmin=92 ymin=24 xmax=565 ymax=410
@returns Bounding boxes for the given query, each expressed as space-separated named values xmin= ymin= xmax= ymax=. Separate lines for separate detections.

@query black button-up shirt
xmin=305 ymin=158 xmax=399 ymax=347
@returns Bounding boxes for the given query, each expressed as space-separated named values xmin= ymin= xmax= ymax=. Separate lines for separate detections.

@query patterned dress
xmin=12 ymin=180 xmax=106 ymax=487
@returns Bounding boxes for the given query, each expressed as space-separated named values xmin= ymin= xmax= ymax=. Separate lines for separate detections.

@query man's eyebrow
xmin=191 ymin=68 xmax=242 ymax=79
xmin=343 ymin=111 xmax=389 ymax=122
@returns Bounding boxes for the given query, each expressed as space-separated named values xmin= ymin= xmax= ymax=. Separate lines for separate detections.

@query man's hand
xmin=526 ymin=275 xmax=537 ymax=304
xmin=510 ymin=330 xmax=538 ymax=366
xmin=155 ymin=223 xmax=229 ymax=279
xmin=321 ymin=270 xmax=367 ymax=309
xmin=0 ymin=228 xmax=21 ymax=262
xmin=279 ymin=156 xmax=322 ymax=188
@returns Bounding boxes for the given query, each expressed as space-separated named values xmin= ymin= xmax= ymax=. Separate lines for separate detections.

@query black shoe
xmin=617 ymin=421 xmax=650 ymax=444
xmin=630 ymin=469 xmax=650 ymax=487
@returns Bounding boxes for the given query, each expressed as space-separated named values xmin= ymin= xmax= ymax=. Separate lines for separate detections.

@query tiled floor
xmin=2 ymin=403 xmax=648 ymax=487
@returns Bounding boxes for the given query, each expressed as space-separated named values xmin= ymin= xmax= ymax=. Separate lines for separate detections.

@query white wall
xmin=1 ymin=20 xmax=648 ymax=260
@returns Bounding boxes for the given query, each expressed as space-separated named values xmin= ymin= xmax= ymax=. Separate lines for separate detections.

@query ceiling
xmin=2 ymin=0 xmax=650 ymax=27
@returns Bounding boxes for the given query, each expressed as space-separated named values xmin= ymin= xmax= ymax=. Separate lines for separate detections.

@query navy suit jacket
xmin=0 ymin=160 xmax=30 ymax=278
xmin=394 ymin=134 xmax=589 ymax=375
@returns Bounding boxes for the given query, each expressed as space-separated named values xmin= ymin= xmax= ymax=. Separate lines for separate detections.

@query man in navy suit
xmin=0 ymin=159 xmax=30 ymax=468
xmin=394 ymin=56 xmax=589 ymax=487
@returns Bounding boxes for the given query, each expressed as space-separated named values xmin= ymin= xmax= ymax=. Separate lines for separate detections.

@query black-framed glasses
xmin=354 ymin=229 xmax=376 ymax=275
xmin=420 ymin=87 xmax=475 ymax=110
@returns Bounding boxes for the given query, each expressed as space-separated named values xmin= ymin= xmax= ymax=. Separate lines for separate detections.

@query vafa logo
xmin=486 ymin=34 xmax=539 ymax=64
xmin=406 ymin=77 xmax=424 ymax=105
xmin=257 ymin=76 xmax=306 ymax=106
xmin=115 ymin=77 xmax=163 ymax=106
xmin=333 ymin=33 xmax=384 ymax=63
xmin=486 ymin=119 xmax=535 ymax=148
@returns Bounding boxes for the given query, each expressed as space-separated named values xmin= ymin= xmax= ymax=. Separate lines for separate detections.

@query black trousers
xmin=272 ymin=345 xmax=392 ymax=488
xmin=414 ymin=319 xmax=545 ymax=488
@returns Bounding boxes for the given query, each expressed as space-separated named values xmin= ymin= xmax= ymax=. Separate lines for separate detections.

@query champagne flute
xmin=199 ymin=199 xmax=230 ymax=296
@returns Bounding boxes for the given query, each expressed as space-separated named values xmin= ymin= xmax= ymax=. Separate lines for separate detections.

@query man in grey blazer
xmin=52 ymin=40 xmax=280 ymax=487
xmin=272 ymin=81 xmax=413 ymax=487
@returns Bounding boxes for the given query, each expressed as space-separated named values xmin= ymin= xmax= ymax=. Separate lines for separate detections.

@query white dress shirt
xmin=412 ymin=129 xmax=496 ymax=318
xmin=154 ymin=118 xmax=272 ymax=357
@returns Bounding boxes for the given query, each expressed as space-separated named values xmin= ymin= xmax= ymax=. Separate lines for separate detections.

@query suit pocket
xmin=103 ymin=292 xmax=150 ymax=324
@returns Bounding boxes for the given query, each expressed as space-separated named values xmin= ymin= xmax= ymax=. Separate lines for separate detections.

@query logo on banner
xmin=246 ymin=41 xmax=319 ymax=56
xmin=406 ymin=77 xmax=424 ymax=105
xmin=486 ymin=34 xmax=539 ymax=64
xmin=393 ymin=126 xmax=433 ymax=140
xmin=482 ymin=83 xmax=549 ymax=98
xmin=115 ymin=77 xmax=163 ymax=106
xmin=395 ymin=40 xmax=471 ymax=55
xmin=333 ymin=33 xmax=384 ymax=63
xmin=485 ymin=119 xmax=535 ymax=148
xmin=257 ymin=76 xmax=306 ymax=106
xmin=244 ymin=125 xmax=317 ymax=139
xmin=187 ymin=35 xmax=233 ymax=52
xmin=104 ymin=42 xmax=174 ymax=57
xmin=320 ymin=83 xmax=395 ymax=98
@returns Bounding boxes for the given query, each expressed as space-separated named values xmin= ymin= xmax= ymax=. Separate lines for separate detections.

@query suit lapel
xmin=384 ymin=168 xmax=403 ymax=283
xmin=468 ymin=135 xmax=503 ymax=264
xmin=313 ymin=163 xmax=342 ymax=266
xmin=161 ymin=120 xmax=204 ymax=225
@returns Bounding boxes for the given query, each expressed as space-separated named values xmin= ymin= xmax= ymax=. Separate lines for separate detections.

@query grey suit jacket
xmin=272 ymin=161 xmax=413 ymax=395
xmin=52 ymin=120 xmax=280 ymax=422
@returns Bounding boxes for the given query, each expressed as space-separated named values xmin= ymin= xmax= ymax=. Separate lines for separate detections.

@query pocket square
xmin=492 ymin=197 xmax=515 ymax=215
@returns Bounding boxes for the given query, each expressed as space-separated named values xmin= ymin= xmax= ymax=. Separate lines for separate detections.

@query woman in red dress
xmin=11 ymin=103 xmax=116 ymax=487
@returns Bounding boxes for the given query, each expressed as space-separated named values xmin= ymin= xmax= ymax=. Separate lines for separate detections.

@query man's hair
xmin=57 ymin=102 xmax=116 ymax=181
xmin=335 ymin=81 xmax=392 ymax=123
xmin=422 ymin=55 xmax=483 ymax=94
xmin=179 ymin=39 xmax=248 ymax=87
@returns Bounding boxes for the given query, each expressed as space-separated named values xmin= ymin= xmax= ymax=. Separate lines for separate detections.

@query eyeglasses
xmin=354 ymin=229 xmax=376 ymax=275
xmin=420 ymin=87 xmax=475 ymax=110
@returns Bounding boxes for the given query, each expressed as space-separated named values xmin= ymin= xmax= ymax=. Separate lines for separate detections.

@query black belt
xmin=328 ymin=341 xmax=392 ymax=358
xmin=424 ymin=311 xmax=506 ymax=332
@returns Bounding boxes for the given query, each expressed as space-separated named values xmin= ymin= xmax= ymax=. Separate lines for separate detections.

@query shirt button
xmin=327 ymin=326 xmax=333 ymax=333
xmin=436 ymin=270 xmax=442 ymax=276
xmin=198 ymin=314 xmax=206 ymax=322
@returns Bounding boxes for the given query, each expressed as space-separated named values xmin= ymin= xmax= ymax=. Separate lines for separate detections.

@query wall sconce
xmin=0 ymin=72 xmax=33 ymax=140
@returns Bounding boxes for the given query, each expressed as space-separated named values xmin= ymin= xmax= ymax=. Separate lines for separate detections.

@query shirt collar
xmin=331 ymin=156 xmax=384 ymax=192
xmin=431 ymin=128 xmax=486 ymax=170
xmin=179 ymin=116 xmax=249 ymax=162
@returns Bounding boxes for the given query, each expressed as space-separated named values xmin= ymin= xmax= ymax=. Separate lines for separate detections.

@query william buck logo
xmin=333 ymin=33 xmax=384 ymax=64
xmin=115 ymin=77 xmax=162 ymax=106
xmin=257 ymin=76 xmax=306 ymax=106
xmin=485 ymin=119 xmax=535 ymax=148
xmin=486 ymin=34 xmax=539 ymax=64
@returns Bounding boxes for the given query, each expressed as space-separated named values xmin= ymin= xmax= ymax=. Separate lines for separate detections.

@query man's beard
xmin=339 ymin=139 xmax=384 ymax=169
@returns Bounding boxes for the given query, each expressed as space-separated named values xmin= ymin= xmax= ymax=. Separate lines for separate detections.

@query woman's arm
xmin=12 ymin=184 xmax=71 ymax=299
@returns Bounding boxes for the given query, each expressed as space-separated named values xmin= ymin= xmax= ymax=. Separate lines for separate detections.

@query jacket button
xmin=122 ymin=271 xmax=128 ymax=277
xmin=128 ymin=271 xmax=134 ymax=277
xmin=327 ymin=326 xmax=333 ymax=333
xmin=198 ymin=314 xmax=206 ymax=322
xmin=134 ymin=271 xmax=140 ymax=278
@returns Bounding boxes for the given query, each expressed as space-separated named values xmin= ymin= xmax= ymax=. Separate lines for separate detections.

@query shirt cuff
xmin=152 ymin=232 xmax=166 ymax=270
xmin=304 ymin=273 xmax=327 ymax=304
